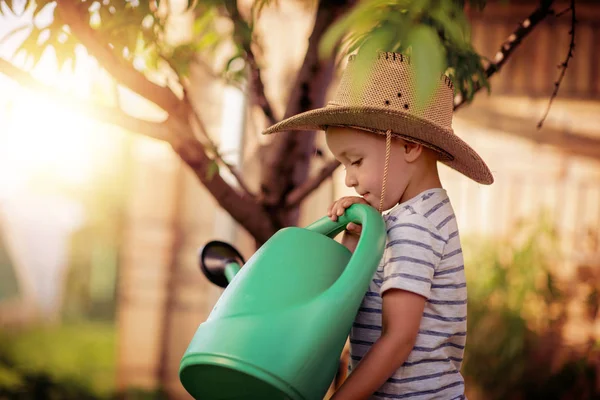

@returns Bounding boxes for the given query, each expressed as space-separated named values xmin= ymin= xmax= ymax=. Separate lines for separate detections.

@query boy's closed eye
xmin=350 ymin=158 xmax=363 ymax=166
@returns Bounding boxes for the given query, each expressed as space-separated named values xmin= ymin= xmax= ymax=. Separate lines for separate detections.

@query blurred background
xmin=0 ymin=0 xmax=599 ymax=399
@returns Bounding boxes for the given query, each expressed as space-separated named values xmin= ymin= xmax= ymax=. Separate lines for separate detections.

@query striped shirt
xmin=349 ymin=188 xmax=467 ymax=400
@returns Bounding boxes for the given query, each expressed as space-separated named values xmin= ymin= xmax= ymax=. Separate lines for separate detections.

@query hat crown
xmin=330 ymin=52 xmax=455 ymax=131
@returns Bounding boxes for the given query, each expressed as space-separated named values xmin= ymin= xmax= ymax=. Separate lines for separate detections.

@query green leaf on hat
xmin=349 ymin=29 xmax=395 ymax=104
xmin=320 ymin=0 xmax=490 ymax=107
xmin=405 ymin=25 xmax=446 ymax=110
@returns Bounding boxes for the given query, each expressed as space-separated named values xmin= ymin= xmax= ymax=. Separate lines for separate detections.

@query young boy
xmin=263 ymin=51 xmax=493 ymax=399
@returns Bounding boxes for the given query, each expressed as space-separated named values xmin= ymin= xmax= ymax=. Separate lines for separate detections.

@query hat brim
xmin=262 ymin=105 xmax=493 ymax=185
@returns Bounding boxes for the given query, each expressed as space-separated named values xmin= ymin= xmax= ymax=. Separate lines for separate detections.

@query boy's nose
xmin=345 ymin=172 xmax=358 ymax=188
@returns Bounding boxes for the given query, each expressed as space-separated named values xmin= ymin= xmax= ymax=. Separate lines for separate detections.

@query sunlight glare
xmin=0 ymin=46 xmax=117 ymax=197
xmin=3 ymin=93 xmax=96 ymax=186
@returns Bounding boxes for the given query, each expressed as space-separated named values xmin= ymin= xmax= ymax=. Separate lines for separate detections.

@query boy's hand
xmin=328 ymin=196 xmax=368 ymax=252
xmin=327 ymin=196 xmax=369 ymax=222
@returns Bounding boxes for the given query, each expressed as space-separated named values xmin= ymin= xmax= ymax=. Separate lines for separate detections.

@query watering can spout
xmin=198 ymin=240 xmax=246 ymax=287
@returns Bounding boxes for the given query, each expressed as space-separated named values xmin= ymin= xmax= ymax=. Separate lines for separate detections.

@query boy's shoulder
xmin=385 ymin=188 xmax=456 ymax=241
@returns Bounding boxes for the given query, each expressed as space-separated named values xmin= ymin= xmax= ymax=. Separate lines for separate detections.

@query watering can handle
xmin=304 ymin=204 xmax=387 ymax=298
xmin=304 ymin=203 xmax=384 ymax=241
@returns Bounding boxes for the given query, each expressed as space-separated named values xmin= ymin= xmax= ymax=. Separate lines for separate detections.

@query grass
xmin=0 ymin=321 xmax=116 ymax=398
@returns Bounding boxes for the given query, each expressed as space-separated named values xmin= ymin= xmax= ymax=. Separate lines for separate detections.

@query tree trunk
xmin=259 ymin=0 xmax=353 ymax=230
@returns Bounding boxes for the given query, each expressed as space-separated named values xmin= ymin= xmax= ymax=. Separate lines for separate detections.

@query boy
xmin=263 ymin=51 xmax=493 ymax=399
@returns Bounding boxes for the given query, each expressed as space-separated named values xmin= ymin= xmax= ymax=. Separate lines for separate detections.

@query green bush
xmin=0 ymin=323 xmax=116 ymax=398
xmin=0 ymin=322 xmax=116 ymax=398
xmin=0 ymin=322 xmax=168 ymax=400
xmin=463 ymin=215 xmax=600 ymax=400
xmin=0 ymin=322 xmax=171 ymax=400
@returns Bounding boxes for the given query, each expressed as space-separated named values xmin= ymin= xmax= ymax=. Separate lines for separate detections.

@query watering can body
xmin=179 ymin=204 xmax=386 ymax=399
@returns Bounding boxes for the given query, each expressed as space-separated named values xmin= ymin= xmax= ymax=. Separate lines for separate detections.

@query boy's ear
xmin=403 ymin=142 xmax=422 ymax=163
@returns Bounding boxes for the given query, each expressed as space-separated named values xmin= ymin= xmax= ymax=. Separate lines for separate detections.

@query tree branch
xmin=151 ymin=52 xmax=256 ymax=197
xmin=1 ymin=56 xmax=276 ymax=241
xmin=554 ymin=5 xmax=572 ymax=17
xmin=537 ymin=0 xmax=576 ymax=128
xmin=224 ymin=0 xmax=278 ymax=126
xmin=171 ymin=136 xmax=277 ymax=244
xmin=54 ymin=0 xmax=184 ymax=117
xmin=181 ymin=87 xmax=256 ymax=197
xmin=0 ymin=57 xmax=172 ymax=142
xmin=285 ymin=159 xmax=341 ymax=209
xmin=454 ymin=0 xmax=555 ymax=111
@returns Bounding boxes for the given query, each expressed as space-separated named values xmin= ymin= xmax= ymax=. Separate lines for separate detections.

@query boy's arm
xmin=330 ymin=289 xmax=426 ymax=400
xmin=341 ymin=223 xmax=361 ymax=252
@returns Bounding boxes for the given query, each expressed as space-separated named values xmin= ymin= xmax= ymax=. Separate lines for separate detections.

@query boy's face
xmin=326 ymin=126 xmax=415 ymax=210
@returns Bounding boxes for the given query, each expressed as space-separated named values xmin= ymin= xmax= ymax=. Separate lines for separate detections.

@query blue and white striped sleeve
xmin=380 ymin=213 xmax=445 ymax=299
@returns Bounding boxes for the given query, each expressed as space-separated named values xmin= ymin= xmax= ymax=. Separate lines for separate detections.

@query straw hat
xmin=262 ymin=51 xmax=493 ymax=185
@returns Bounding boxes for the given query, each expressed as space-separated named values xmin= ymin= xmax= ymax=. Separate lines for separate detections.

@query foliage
xmin=320 ymin=0 xmax=491 ymax=107
xmin=463 ymin=214 xmax=600 ymax=400
xmin=0 ymin=0 xmax=495 ymax=102
xmin=0 ymin=0 xmax=227 ymax=77
xmin=0 ymin=322 xmax=168 ymax=400
xmin=0 ymin=322 xmax=116 ymax=397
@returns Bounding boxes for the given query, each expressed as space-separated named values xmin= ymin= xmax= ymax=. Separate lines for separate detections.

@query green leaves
xmin=461 ymin=213 xmax=571 ymax=399
xmin=1 ymin=0 xmax=160 ymax=70
xmin=320 ymin=0 xmax=490 ymax=106
xmin=206 ymin=160 xmax=219 ymax=181
xmin=320 ymin=0 xmax=406 ymax=61
xmin=90 ymin=0 xmax=158 ymax=62
xmin=405 ymin=25 xmax=445 ymax=108
xmin=1 ymin=0 xmax=238 ymax=92
xmin=0 ymin=0 xmax=215 ymax=78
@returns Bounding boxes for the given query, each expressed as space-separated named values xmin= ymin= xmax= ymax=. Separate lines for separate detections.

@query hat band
xmin=328 ymin=124 xmax=455 ymax=162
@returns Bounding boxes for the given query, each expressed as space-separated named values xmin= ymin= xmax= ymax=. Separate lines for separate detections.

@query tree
xmin=0 ymin=0 xmax=571 ymax=245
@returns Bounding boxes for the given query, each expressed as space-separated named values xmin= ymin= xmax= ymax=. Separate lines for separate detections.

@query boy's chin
xmin=362 ymin=194 xmax=394 ymax=211
xmin=371 ymin=198 xmax=399 ymax=212
xmin=362 ymin=194 xmax=378 ymax=208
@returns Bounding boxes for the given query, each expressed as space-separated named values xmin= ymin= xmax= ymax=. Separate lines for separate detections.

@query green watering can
xmin=179 ymin=204 xmax=386 ymax=400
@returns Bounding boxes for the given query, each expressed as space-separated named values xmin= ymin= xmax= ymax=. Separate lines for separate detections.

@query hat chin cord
xmin=378 ymin=130 xmax=392 ymax=213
